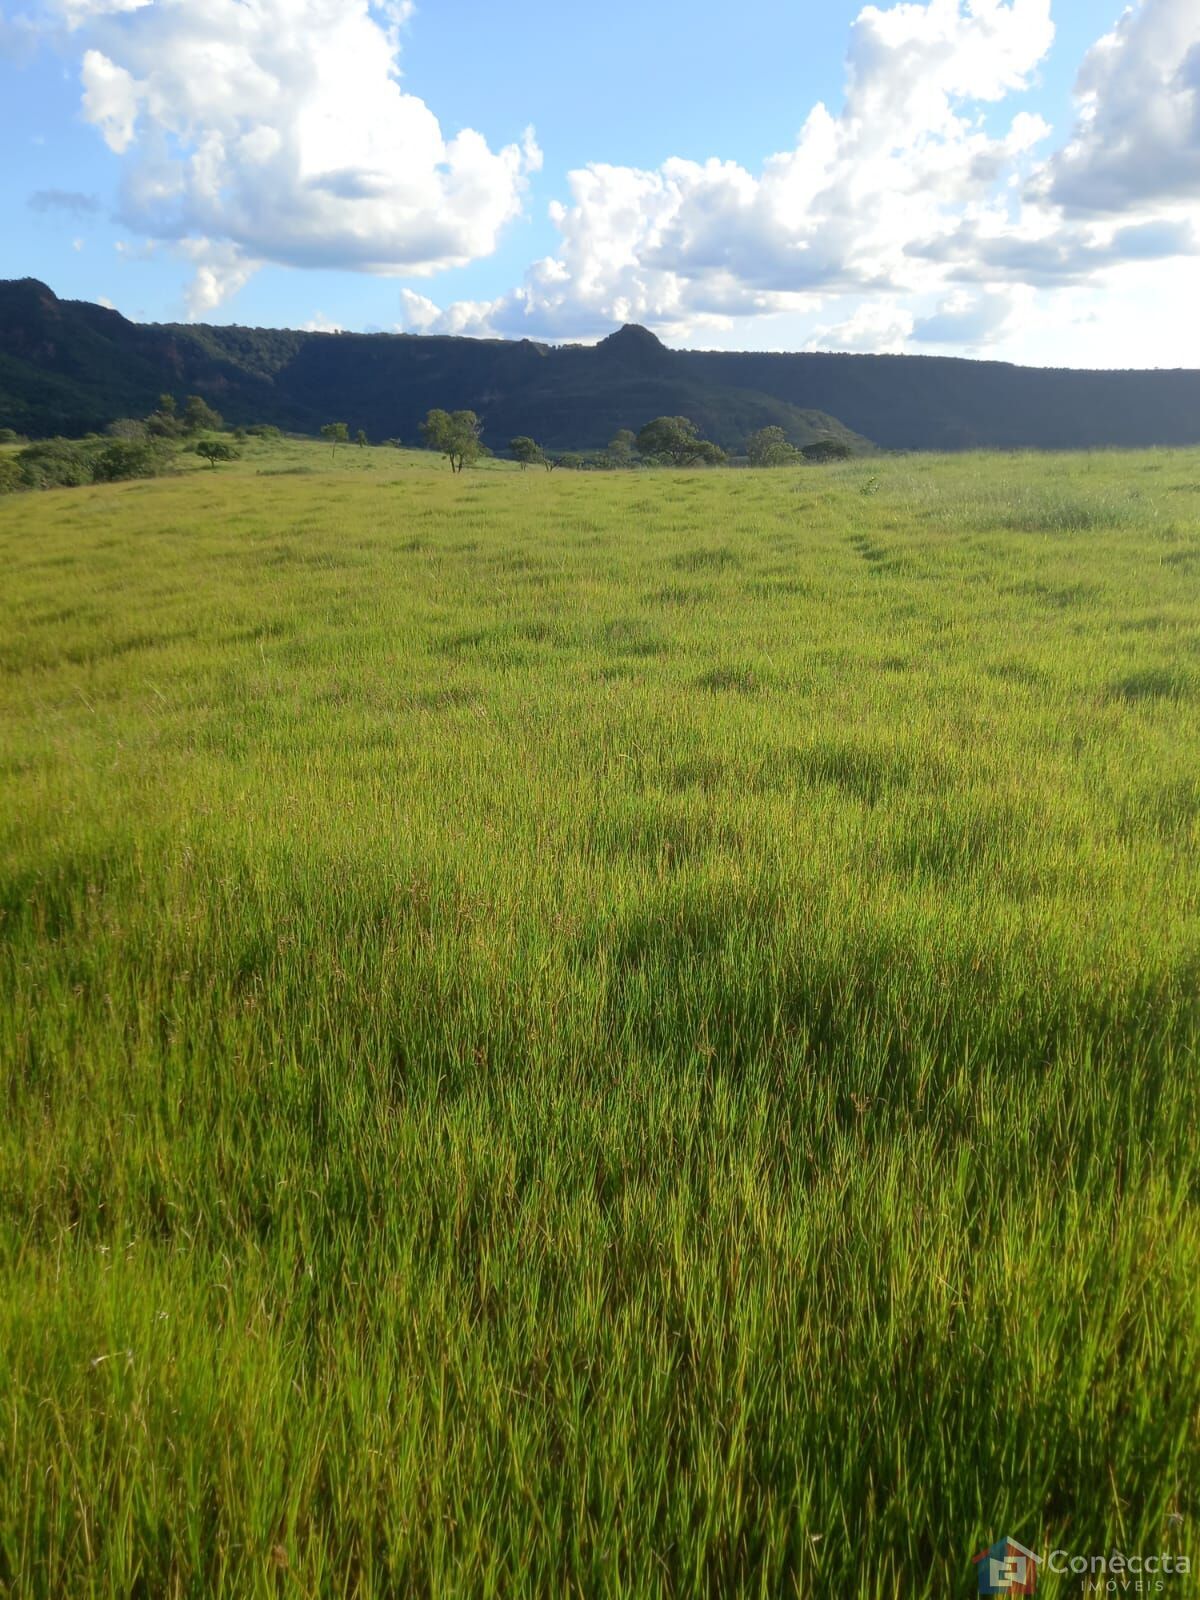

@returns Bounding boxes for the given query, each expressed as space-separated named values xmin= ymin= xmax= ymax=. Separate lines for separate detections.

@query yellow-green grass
xmin=2 ymin=440 xmax=1199 ymax=1597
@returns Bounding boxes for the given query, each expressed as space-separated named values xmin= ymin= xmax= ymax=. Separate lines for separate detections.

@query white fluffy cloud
xmin=50 ymin=0 xmax=539 ymax=314
xmin=806 ymin=300 xmax=916 ymax=353
xmin=409 ymin=0 xmax=1200 ymax=355
xmin=405 ymin=0 xmax=1059 ymax=341
xmin=25 ymin=0 xmax=1200 ymax=352
xmin=1048 ymin=0 xmax=1200 ymax=214
xmin=911 ymin=286 xmax=1022 ymax=344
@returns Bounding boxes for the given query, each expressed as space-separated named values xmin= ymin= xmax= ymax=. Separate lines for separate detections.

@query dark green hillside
xmin=0 ymin=278 xmax=282 ymax=436
xmin=3 ymin=276 xmax=1200 ymax=450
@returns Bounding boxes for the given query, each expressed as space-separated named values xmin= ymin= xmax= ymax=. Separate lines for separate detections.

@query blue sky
xmin=2 ymin=0 xmax=1198 ymax=365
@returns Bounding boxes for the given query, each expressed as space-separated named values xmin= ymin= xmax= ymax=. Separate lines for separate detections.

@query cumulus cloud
xmin=414 ymin=0 xmax=1059 ymax=342
xmin=398 ymin=289 xmax=501 ymax=338
xmin=911 ymin=287 xmax=1021 ymax=344
xmin=301 ymin=313 xmax=343 ymax=333
xmin=177 ymin=238 xmax=260 ymax=318
xmin=918 ymin=213 xmax=1199 ymax=285
xmin=80 ymin=46 xmax=138 ymax=151
xmin=45 ymin=0 xmax=539 ymax=315
xmin=411 ymin=0 xmax=1200 ymax=353
xmin=1047 ymin=0 xmax=1200 ymax=215
xmin=22 ymin=0 xmax=1200 ymax=353
xmin=806 ymin=300 xmax=916 ymax=353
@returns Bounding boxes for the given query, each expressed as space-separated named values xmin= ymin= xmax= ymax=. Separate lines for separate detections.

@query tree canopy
xmin=421 ymin=409 xmax=485 ymax=473
xmin=635 ymin=417 xmax=725 ymax=467
xmin=510 ymin=436 xmax=543 ymax=470
xmin=321 ymin=421 xmax=350 ymax=457
xmin=195 ymin=439 xmax=239 ymax=468
xmin=746 ymin=426 xmax=800 ymax=467
xmin=802 ymin=439 xmax=854 ymax=463
xmin=183 ymin=395 xmax=223 ymax=434
xmin=607 ymin=429 xmax=638 ymax=467
xmin=145 ymin=396 xmax=182 ymax=439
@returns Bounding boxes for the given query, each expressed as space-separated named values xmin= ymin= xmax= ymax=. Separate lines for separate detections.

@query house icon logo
xmin=974 ymin=1536 xmax=1039 ymax=1594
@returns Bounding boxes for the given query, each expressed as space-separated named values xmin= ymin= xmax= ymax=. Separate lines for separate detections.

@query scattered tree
xmin=321 ymin=421 xmax=350 ymax=458
xmin=802 ymin=439 xmax=854 ymax=463
xmin=0 ymin=427 xmax=22 ymax=445
xmin=607 ymin=428 xmax=638 ymax=467
xmin=420 ymin=409 xmax=485 ymax=473
xmin=146 ymin=394 xmax=182 ymax=438
xmin=183 ymin=394 xmax=224 ymax=434
xmin=195 ymin=439 xmax=239 ymax=469
xmin=510 ymin=435 xmax=543 ymax=470
xmin=356 ymin=428 xmax=369 ymax=448
xmin=636 ymin=416 xmax=725 ymax=467
xmin=746 ymin=426 xmax=799 ymax=467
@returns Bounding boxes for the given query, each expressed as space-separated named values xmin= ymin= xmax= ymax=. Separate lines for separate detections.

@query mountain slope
xmin=3 ymin=278 xmax=1200 ymax=451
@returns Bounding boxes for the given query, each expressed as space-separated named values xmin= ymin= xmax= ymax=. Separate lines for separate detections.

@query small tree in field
xmin=607 ymin=429 xmax=637 ymax=467
xmin=356 ymin=429 xmax=368 ymax=449
xmin=196 ymin=439 xmax=239 ymax=468
xmin=146 ymin=394 xmax=182 ymax=438
xmin=321 ymin=421 xmax=350 ymax=458
xmin=746 ymin=426 xmax=799 ymax=467
xmin=802 ymin=438 xmax=854 ymax=463
xmin=183 ymin=394 xmax=223 ymax=434
xmin=420 ymin=409 xmax=484 ymax=473
xmin=510 ymin=436 xmax=543 ymax=470
xmin=636 ymin=416 xmax=725 ymax=467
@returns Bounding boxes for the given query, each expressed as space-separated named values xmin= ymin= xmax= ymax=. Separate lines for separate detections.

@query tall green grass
xmin=1 ymin=442 xmax=1199 ymax=1596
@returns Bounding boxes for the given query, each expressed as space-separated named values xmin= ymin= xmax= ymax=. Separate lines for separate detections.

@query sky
xmin=1 ymin=0 xmax=1199 ymax=366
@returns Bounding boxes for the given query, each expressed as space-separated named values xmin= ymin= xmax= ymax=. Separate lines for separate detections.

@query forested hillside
xmin=4 ymin=277 xmax=1200 ymax=451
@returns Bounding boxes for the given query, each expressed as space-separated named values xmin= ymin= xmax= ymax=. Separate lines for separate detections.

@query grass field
xmin=2 ymin=439 xmax=1199 ymax=1597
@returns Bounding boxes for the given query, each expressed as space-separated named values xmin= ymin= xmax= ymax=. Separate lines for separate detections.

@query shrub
xmin=802 ymin=439 xmax=854 ymax=463
xmin=183 ymin=395 xmax=224 ymax=433
xmin=15 ymin=438 xmax=98 ymax=489
xmin=92 ymin=439 xmax=172 ymax=482
xmin=12 ymin=435 xmax=171 ymax=490
xmin=146 ymin=395 xmax=183 ymax=438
